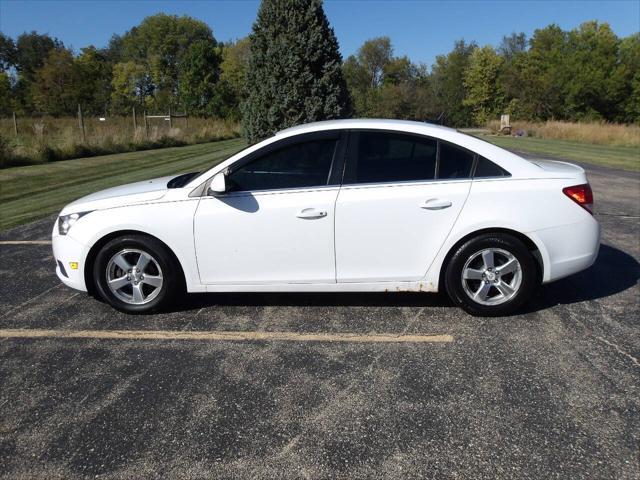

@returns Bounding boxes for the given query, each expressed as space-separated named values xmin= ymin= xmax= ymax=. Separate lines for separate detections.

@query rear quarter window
xmin=474 ymin=156 xmax=511 ymax=178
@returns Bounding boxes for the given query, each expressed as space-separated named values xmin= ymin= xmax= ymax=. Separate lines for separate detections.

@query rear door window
xmin=344 ymin=131 xmax=437 ymax=184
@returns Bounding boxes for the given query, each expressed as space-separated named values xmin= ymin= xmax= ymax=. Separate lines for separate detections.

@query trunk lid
xmin=526 ymin=158 xmax=585 ymax=176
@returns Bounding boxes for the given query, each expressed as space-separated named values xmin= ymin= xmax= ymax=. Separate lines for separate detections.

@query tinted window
xmin=227 ymin=139 xmax=337 ymax=192
xmin=348 ymin=132 xmax=437 ymax=184
xmin=474 ymin=156 xmax=510 ymax=177
xmin=438 ymin=142 xmax=474 ymax=179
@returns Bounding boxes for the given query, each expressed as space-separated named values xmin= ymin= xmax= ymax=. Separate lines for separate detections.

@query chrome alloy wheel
xmin=461 ymin=248 xmax=522 ymax=306
xmin=106 ymin=249 xmax=163 ymax=305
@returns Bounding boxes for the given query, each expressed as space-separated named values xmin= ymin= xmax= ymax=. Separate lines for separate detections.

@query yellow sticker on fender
xmin=69 ymin=262 xmax=78 ymax=270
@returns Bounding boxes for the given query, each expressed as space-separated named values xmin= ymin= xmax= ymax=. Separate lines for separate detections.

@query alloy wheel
xmin=461 ymin=248 xmax=522 ymax=306
xmin=105 ymin=248 xmax=163 ymax=305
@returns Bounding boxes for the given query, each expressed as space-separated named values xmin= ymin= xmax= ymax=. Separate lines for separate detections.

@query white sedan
xmin=52 ymin=119 xmax=600 ymax=316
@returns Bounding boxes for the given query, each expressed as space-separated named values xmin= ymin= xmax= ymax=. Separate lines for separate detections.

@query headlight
xmin=58 ymin=211 xmax=92 ymax=235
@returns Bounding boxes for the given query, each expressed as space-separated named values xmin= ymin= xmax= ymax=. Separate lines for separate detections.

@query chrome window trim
xmin=201 ymin=184 xmax=341 ymax=199
xmin=339 ymin=177 xmax=472 ymax=191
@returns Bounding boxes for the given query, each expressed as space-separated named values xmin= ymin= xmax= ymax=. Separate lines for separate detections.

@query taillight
xmin=563 ymin=184 xmax=593 ymax=214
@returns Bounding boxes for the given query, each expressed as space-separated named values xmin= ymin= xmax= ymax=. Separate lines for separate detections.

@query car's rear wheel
xmin=445 ymin=233 xmax=537 ymax=316
xmin=93 ymin=234 xmax=182 ymax=313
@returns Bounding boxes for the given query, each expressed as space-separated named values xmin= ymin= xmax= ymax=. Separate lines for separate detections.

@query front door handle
xmin=296 ymin=208 xmax=327 ymax=219
xmin=421 ymin=199 xmax=452 ymax=210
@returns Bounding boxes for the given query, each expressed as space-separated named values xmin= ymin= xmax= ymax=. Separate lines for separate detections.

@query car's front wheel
xmin=445 ymin=233 xmax=537 ymax=316
xmin=93 ymin=234 xmax=182 ymax=314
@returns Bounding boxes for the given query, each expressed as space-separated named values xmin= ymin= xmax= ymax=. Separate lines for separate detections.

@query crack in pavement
xmin=0 ymin=283 xmax=62 ymax=320
xmin=593 ymin=335 xmax=640 ymax=368
xmin=596 ymin=213 xmax=640 ymax=219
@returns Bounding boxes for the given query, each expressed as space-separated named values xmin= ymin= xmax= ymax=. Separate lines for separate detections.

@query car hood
xmin=60 ymin=175 xmax=175 ymax=215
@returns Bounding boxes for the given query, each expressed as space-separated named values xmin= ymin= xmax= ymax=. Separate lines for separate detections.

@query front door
xmin=335 ymin=130 xmax=473 ymax=283
xmin=194 ymin=133 xmax=341 ymax=285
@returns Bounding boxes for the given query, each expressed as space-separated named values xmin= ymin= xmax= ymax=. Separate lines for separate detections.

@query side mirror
xmin=208 ymin=171 xmax=227 ymax=195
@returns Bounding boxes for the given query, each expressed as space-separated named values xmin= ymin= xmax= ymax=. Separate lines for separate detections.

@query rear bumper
xmin=52 ymin=222 xmax=88 ymax=292
xmin=532 ymin=216 xmax=601 ymax=284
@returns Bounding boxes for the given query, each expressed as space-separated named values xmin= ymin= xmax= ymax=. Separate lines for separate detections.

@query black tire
xmin=445 ymin=233 xmax=537 ymax=317
xmin=93 ymin=234 xmax=183 ymax=314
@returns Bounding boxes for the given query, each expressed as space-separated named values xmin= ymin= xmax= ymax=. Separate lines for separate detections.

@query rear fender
xmin=424 ymin=221 xmax=551 ymax=291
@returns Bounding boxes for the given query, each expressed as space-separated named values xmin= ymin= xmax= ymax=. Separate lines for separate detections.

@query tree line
xmin=0 ymin=2 xmax=638 ymax=136
xmin=0 ymin=14 xmax=248 ymax=120
xmin=343 ymin=24 xmax=639 ymax=126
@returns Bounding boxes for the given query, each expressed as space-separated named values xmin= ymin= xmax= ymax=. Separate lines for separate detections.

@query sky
xmin=0 ymin=0 xmax=638 ymax=65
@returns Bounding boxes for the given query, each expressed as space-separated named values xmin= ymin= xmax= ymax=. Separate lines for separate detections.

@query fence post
xmin=168 ymin=107 xmax=172 ymax=129
xmin=133 ymin=106 xmax=137 ymax=133
xmin=143 ymin=110 xmax=149 ymax=139
xmin=77 ymin=104 xmax=86 ymax=142
xmin=12 ymin=112 xmax=18 ymax=137
xmin=185 ymin=111 xmax=188 ymax=129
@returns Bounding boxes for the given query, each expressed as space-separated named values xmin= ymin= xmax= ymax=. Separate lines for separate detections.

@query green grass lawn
xmin=0 ymin=138 xmax=247 ymax=231
xmin=479 ymin=135 xmax=640 ymax=172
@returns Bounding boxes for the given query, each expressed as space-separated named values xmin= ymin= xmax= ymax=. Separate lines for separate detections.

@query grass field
xmin=0 ymin=138 xmax=246 ymax=230
xmin=485 ymin=120 xmax=640 ymax=147
xmin=0 ymin=116 xmax=241 ymax=167
xmin=480 ymin=135 xmax=640 ymax=172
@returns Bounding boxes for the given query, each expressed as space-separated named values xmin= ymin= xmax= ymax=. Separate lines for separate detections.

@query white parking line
xmin=0 ymin=328 xmax=454 ymax=344
xmin=0 ymin=240 xmax=52 ymax=245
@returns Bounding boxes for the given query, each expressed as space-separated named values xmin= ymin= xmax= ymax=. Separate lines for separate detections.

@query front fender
xmin=66 ymin=200 xmax=204 ymax=292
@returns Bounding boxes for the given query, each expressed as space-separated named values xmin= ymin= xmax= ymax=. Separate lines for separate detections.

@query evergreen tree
xmin=243 ymin=0 xmax=351 ymax=143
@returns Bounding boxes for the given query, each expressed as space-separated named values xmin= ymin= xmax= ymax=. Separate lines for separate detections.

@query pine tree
xmin=243 ymin=0 xmax=351 ymax=143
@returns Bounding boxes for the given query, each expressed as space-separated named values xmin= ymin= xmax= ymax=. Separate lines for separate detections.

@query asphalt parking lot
xmin=0 ymin=158 xmax=638 ymax=479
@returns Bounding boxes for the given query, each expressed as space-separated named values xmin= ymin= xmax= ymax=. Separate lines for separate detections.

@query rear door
xmin=334 ymin=130 xmax=473 ymax=283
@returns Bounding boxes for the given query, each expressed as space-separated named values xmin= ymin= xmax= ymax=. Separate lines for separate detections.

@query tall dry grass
xmin=486 ymin=120 xmax=640 ymax=147
xmin=0 ymin=115 xmax=241 ymax=167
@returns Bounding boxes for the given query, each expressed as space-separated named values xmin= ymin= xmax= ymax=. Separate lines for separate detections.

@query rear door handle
xmin=296 ymin=208 xmax=327 ymax=219
xmin=421 ymin=199 xmax=452 ymax=210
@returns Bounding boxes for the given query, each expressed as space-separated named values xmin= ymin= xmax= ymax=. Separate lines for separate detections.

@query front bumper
xmin=52 ymin=221 xmax=88 ymax=292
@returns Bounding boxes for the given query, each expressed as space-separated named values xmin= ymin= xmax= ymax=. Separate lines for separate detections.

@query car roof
xmin=276 ymin=119 xmax=457 ymax=137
